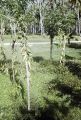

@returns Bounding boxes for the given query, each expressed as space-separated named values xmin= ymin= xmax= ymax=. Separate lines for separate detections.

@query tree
xmin=69 ymin=0 xmax=81 ymax=35
xmin=21 ymin=38 xmax=31 ymax=111
xmin=45 ymin=3 xmax=75 ymax=60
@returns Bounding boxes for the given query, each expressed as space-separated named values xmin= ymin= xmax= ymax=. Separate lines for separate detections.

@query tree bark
xmin=39 ymin=3 xmax=44 ymax=35
xmin=13 ymin=23 xmax=17 ymax=40
xmin=50 ymin=37 xmax=53 ymax=60
xmin=26 ymin=61 xmax=31 ymax=111
xmin=60 ymin=35 xmax=66 ymax=65
xmin=77 ymin=6 xmax=80 ymax=35
xmin=0 ymin=18 xmax=5 ymax=41
xmin=76 ymin=0 xmax=80 ymax=35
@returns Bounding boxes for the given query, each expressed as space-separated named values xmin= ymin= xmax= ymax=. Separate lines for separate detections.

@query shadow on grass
xmin=65 ymin=61 xmax=81 ymax=79
xmin=65 ymin=55 xmax=75 ymax=60
xmin=33 ymin=56 xmax=44 ymax=63
xmin=67 ymin=43 xmax=81 ymax=49
xmin=57 ymin=84 xmax=81 ymax=107
xmin=49 ymin=78 xmax=81 ymax=107
xmin=15 ymin=105 xmax=36 ymax=120
xmin=38 ymin=97 xmax=69 ymax=120
xmin=15 ymin=97 xmax=69 ymax=120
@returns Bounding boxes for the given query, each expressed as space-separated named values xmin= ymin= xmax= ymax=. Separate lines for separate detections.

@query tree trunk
xmin=68 ymin=38 xmax=70 ymax=44
xmin=77 ymin=6 xmax=80 ymax=35
xmin=76 ymin=0 xmax=80 ymax=35
xmin=62 ymin=0 xmax=64 ymax=6
xmin=60 ymin=35 xmax=66 ymax=65
xmin=0 ymin=19 xmax=5 ymax=41
xmin=12 ymin=57 xmax=15 ymax=82
xmin=26 ymin=61 xmax=31 ymax=111
xmin=13 ymin=23 xmax=16 ymax=40
xmin=39 ymin=4 xmax=44 ymax=35
xmin=50 ymin=38 xmax=53 ymax=60
xmin=76 ymin=21 xmax=78 ymax=34
xmin=32 ymin=23 xmax=35 ymax=34
xmin=10 ymin=22 xmax=13 ymax=39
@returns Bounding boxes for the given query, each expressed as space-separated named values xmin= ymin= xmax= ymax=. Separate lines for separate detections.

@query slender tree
xmin=21 ymin=35 xmax=31 ymax=111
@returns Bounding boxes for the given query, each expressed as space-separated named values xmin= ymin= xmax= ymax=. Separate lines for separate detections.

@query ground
xmin=0 ymin=35 xmax=81 ymax=120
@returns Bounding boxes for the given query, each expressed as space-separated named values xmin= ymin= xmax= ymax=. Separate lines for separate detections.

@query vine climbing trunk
xmin=21 ymin=41 xmax=31 ymax=111
xmin=10 ymin=21 xmax=16 ymax=83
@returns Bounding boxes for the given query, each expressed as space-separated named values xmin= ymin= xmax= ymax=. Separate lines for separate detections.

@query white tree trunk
xmin=26 ymin=61 xmax=31 ymax=111
xmin=13 ymin=23 xmax=17 ymax=40
xmin=76 ymin=0 xmax=80 ymax=35
xmin=0 ymin=19 xmax=5 ymax=41
xmin=39 ymin=3 xmax=44 ymax=35
xmin=60 ymin=36 xmax=66 ymax=65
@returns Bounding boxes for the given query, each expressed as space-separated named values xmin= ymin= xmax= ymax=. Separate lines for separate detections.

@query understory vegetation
xmin=1 ymin=57 xmax=81 ymax=120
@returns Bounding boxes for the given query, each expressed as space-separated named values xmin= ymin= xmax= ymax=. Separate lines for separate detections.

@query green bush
xmin=64 ymin=107 xmax=81 ymax=120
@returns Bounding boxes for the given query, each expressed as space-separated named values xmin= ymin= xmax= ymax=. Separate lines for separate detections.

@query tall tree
xmin=45 ymin=3 xmax=75 ymax=60
xmin=69 ymin=0 xmax=81 ymax=35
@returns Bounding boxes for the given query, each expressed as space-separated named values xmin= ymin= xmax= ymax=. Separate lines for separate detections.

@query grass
xmin=31 ymin=43 xmax=81 ymax=61
xmin=0 ymin=61 xmax=56 ymax=119
xmin=0 ymin=35 xmax=81 ymax=119
xmin=3 ymin=34 xmax=50 ymax=42
xmin=3 ymin=34 xmax=81 ymax=42
xmin=0 ymin=59 xmax=81 ymax=119
xmin=1 ymin=41 xmax=81 ymax=62
xmin=30 ymin=62 xmax=55 ymax=107
xmin=0 ymin=74 xmax=11 ymax=107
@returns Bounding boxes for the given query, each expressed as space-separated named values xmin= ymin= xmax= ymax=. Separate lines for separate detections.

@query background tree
xmin=44 ymin=4 xmax=76 ymax=60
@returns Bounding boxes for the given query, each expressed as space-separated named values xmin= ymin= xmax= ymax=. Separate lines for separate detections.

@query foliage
xmin=0 ymin=59 xmax=81 ymax=120
xmin=64 ymin=107 xmax=81 ymax=120
xmin=44 ymin=4 xmax=76 ymax=39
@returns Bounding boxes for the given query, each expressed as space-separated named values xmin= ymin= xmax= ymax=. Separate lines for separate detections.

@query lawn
xmin=2 ymin=42 xmax=81 ymax=61
xmin=3 ymin=35 xmax=50 ymax=42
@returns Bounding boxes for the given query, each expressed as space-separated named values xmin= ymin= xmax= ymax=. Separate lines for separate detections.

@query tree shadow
xmin=16 ymin=97 xmax=69 ymax=120
xmin=57 ymin=83 xmax=81 ymax=107
xmin=65 ymin=61 xmax=81 ymax=79
xmin=65 ymin=55 xmax=75 ymax=60
xmin=67 ymin=43 xmax=81 ymax=49
xmin=38 ymin=97 xmax=69 ymax=120
xmin=49 ymin=78 xmax=81 ymax=107
xmin=33 ymin=56 xmax=44 ymax=63
xmin=16 ymin=106 xmax=35 ymax=120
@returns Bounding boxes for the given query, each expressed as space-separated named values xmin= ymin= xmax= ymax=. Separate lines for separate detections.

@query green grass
xmin=0 ymin=74 xmax=11 ymax=107
xmin=3 ymin=34 xmax=81 ymax=43
xmin=3 ymin=35 xmax=50 ymax=42
xmin=0 ymin=58 xmax=81 ymax=119
xmin=0 ymin=61 xmax=55 ymax=119
xmin=0 ymin=43 xmax=81 ymax=64
xmin=31 ymin=44 xmax=81 ymax=61
xmin=30 ymin=62 xmax=55 ymax=107
xmin=0 ymin=35 xmax=81 ymax=119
